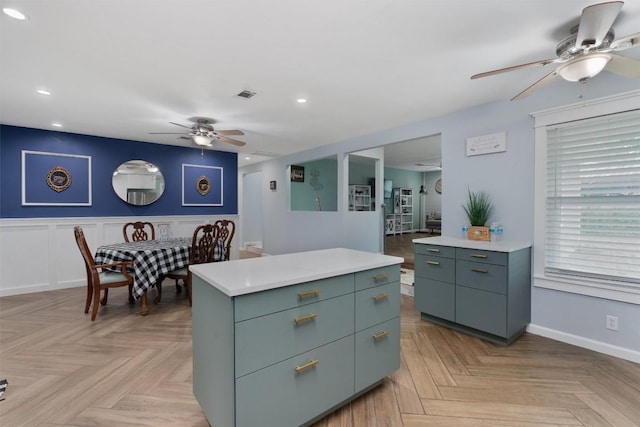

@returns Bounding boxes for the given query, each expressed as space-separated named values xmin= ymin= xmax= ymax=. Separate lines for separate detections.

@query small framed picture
xmin=270 ymin=180 xmax=277 ymax=190
xmin=290 ymin=165 xmax=304 ymax=182
xmin=196 ymin=175 xmax=211 ymax=196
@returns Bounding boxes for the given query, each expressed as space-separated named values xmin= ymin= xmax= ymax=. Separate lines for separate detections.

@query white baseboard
xmin=0 ymin=280 xmax=85 ymax=298
xmin=527 ymin=323 xmax=640 ymax=363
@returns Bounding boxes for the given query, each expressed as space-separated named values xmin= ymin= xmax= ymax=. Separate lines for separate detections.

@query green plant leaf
xmin=462 ymin=188 xmax=494 ymax=226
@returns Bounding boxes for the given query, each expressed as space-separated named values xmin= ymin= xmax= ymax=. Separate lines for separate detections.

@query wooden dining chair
xmin=74 ymin=226 xmax=135 ymax=321
xmin=123 ymin=221 xmax=155 ymax=242
xmin=213 ymin=219 xmax=235 ymax=261
xmin=162 ymin=223 xmax=221 ymax=306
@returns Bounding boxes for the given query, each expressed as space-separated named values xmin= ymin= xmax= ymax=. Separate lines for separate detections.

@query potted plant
xmin=462 ymin=188 xmax=494 ymax=241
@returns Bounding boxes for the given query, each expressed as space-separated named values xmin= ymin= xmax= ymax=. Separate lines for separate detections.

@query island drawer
xmin=414 ymin=278 xmax=455 ymax=322
xmin=456 ymin=286 xmax=507 ymax=337
xmin=456 ymin=260 xmax=507 ymax=294
xmin=355 ymin=265 xmax=400 ymax=291
xmin=234 ymin=293 xmax=354 ymax=378
xmin=415 ymin=244 xmax=455 ymax=258
xmin=354 ymin=317 xmax=400 ymax=392
xmin=456 ymin=248 xmax=507 ymax=266
xmin=235 ymin=335 xmax=355 ymax=427
xmin=234 ymin=274 xmax=354 ymax=322
xmin=355 ymin=282 xmax=400 ymax=332
xmin=415 ymin=254 xmax=455 ymax=283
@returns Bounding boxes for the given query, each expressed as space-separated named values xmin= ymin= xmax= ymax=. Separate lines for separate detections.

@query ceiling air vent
xmin=237 ymin=90 xmax=256 ymax=99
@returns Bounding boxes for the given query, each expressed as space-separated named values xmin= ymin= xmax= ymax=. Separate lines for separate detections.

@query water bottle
xmin=490 ymin=222 xmax=503 ymax=243
xmin=461 ymin=225 xmax=469 ymax=239
xmin=490 ymin=223 xmax=498 ymax=243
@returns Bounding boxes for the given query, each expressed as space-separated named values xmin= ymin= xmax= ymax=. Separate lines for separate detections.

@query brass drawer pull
xmin=372 ymin=331 xmax=390 ymax=341
xmin=471 ymin=268 xmax=489 ymax=274
xmin=297 ymin=289 xmax=320 ymax=299
xmin=427 ymin=248 xmax=440 ymax=253
xmin=470 ymin=253 xmax=488 ymax=259
xmin=373 ymin=273 xmax=389 ymax=281
xmin=373 ymin=293 xmax=389 ymax=302
xmin=426 ymin=261 xmax=440 ymax=266
xmin=295 ymin=359 xmax=319 ymax=374
xmin=294 ymin=313 xmax=318 ymax=325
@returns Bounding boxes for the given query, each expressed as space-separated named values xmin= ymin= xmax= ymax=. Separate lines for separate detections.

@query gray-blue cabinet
xmin=190 ymin=249 xmax=402 ymax=427
xmin=413 ymin=237 xmax=531 ymax=345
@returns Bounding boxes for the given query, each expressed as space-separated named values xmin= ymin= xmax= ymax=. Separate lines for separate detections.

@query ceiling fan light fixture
xmin=192 ymin=134 xmax=213 ymax=146
xmin=557 ymin=54 xmax=611 ymax=82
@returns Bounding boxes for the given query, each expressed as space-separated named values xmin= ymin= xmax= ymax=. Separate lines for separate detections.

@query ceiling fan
xmin=149 ymin=119 xmax=246 ymax=147
xmin=471 ymin=1 xmax=640 ymax=101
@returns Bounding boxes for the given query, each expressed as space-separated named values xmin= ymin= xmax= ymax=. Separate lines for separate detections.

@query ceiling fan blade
xmin=169 ymin=121 xmax=194 ymax=130
xmin=575 ymin=1 xmax=623 ymax=48
xmin=213 ymin=129 xmax=245 ymax=136
xmin=511 ymin=70 xmax=559 ymax=101
xmin=215 ymin=135 xmax=246 ymax=147
xmin=605 ymin=53 xmax=640 ymax=78
xmin=610 ymin=32 xmax=640 ymax=51
xmin=471 ymin=58 xmax=560 ymax=79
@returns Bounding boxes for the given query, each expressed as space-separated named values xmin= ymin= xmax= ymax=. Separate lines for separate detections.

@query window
xmin=533 ymin=91 xmax=640 ymax=304
xmin=546 ymin=110 xmax=640 ymax=285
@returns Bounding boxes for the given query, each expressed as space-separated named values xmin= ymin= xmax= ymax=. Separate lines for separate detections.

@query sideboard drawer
xmin=354 ymin=265 xmax=400 ymax=291
xmin=354 ymin=317 xmax=400 ymax=392
xmin=234 ymin=274 xmax=354 ymax=322
xmin=456 ymin=260 xmax=507 ymax=294
xmin=235 ymin=293 xmax=354 ymax=378
xmin=414 ymin=278 xmax=455 ymax=321
xmin=456 ymin=248 xmax=507 ymax=266
xmin=415 ymin=244 xmax=455 ymax=258
xmin=355 ymin=282 xmax=400 ymax=332
xmin=415 ymin=254 xmax=455 ymax=283
xmin=456 ymin=286 xmax=507 ymax=337
xmin=236 ymin=335 xmax=355 ymax=427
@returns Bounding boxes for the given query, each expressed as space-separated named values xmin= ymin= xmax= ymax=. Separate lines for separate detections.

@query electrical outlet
xmin=606 ymin=315 xmax=618 ymax=331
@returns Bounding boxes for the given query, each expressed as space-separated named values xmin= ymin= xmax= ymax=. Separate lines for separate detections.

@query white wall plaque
xmin=466 ymin=132 xmax=506 ymax=156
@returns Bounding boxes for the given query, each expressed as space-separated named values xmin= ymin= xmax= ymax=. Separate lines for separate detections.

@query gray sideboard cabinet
xmin=190 ymin=248 xmax=402 ymax=427
xmin=413 ymin=236 xmax=532 ymax=345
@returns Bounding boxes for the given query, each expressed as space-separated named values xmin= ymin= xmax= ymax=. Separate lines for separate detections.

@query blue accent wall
xmin=0 ymin=125 xmax=238 ymax=218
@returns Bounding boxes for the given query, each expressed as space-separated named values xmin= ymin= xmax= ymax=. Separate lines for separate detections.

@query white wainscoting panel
xmin=0 ymin=215 xmax=239 ymax=297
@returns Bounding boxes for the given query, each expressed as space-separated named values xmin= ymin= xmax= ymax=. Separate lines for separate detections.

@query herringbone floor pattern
xmin=1 ymin=283 xmax=638 ymax=426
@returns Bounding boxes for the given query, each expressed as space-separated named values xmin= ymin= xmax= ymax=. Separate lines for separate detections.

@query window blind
xmin=545 ymin=109 xmax=640 ymax=289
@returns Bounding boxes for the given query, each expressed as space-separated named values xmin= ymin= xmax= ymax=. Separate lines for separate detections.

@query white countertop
xmin=189 ymin=247 xmax=404 ymax=297
xmin=412 ymin=236 xmax=531 ymax=253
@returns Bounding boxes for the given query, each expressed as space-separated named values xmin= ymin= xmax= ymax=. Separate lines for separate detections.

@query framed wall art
xmin=182 ymin=164 xmax=223 ymax=206
xmin=21 ymin=150 xmax=92 ymax=206
xmin=290 ymin=165 xmax=304 ymax=182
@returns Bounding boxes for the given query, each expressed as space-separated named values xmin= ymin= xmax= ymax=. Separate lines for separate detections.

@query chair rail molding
xmin=0 ymin=215 xmax=239 ymax=297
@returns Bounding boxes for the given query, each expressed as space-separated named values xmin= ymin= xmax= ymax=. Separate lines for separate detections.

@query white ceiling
xmin=1 ymin=1 xmax=639 ymax=169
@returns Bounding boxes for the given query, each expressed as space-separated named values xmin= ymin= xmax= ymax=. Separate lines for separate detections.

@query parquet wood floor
xmin=1 ymin=280 xmax=638 ymax=426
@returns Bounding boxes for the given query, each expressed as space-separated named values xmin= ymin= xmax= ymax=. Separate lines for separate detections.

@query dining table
xmin=94 ymin=237 xmax=191 ymax=316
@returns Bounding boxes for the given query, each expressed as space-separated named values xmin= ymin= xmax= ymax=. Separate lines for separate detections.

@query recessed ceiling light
xmin=245 ymin=156 xmax=251 ymax=160
xmin=52 ymin=123 xmax=62 ymax=128
xmin=297 ymin=98 xmax=307 ymax=104
xmin=37 ymin=89 xmax=51 ymax=96
xmin=3 ymin=8 xmax=26 ymax=20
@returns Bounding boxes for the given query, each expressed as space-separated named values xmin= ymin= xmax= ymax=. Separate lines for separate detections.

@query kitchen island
xmin=413 ymin=236 xmax=531 ymax=345
xmin=190 ymin=247 xmax=403 ymax=427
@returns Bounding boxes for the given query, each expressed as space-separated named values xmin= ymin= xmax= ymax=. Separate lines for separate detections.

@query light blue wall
xmin=422 ymin=170 xmax=442 ymax=220
xmin=290 ymin=158 xmax=338 ymax=211
xmin=241 ymin=73 xmax=639 ymax=359
xmin=242 ymin=171 xmax=263 ymax=244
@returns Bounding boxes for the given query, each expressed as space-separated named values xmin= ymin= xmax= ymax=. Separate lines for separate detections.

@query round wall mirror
xmin=112 ymin=160 xmax=165 ymax=206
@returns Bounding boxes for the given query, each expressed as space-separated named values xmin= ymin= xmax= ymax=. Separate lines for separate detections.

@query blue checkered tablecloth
xmin=94 ymin=238 xmax=191 ymax=299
